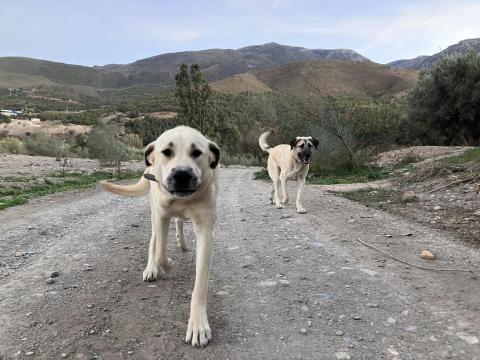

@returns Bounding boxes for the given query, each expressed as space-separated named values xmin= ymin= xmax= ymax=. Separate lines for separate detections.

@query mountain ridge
xmin=0 ymin=43 xmax=369 ymax=89
xmin=387 ymin=38 xmax=480 ymax=69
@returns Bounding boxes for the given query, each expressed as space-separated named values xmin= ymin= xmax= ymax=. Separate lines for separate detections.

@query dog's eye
xmin=162 ymin=149 xmax=173 ymax=157
xmin=299 ymin=143 xmax=304 ymax=148
xmin=307 ymin=143 xmax=312 ymax=148
xmin=192 ymin=149 xmax=202 ymax=158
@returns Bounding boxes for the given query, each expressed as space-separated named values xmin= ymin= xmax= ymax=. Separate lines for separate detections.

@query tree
xmin=175 ymin=64 xmax=214 ymax=135
xmin=407 ymin=51 xmax=480 ymax=146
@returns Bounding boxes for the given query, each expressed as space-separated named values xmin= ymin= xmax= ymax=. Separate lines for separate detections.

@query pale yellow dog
xmin=101 ymin=126 xmax=220 ymax=348
xmin=259 ymin=130 xmax=318 ymax=213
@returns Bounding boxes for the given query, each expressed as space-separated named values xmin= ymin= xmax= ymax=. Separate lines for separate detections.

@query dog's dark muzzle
xmin=299 ymin=150 xmax=312 ymax=165
xmin=166 ymin=168 xmax=199 ymax=196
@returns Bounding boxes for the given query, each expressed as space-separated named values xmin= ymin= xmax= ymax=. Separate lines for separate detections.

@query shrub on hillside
xmin=23 ymin=134 xmax=70 ymax=158
xmin=0 ymin=137 xmax=25 ymax=154
xmin=0 ymin=114 xmax=11 ymax=124
xmin=86 ymin=125 xmax=128 ymax=166
xmin=407 ymin=51 xmax=480 ymax=146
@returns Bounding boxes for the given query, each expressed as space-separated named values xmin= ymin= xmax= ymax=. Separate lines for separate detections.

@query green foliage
xmin=407 ymin=51 xmax=480 ymax=145
xmin=0 ymin=137 xmax=25 ymax=154
xmin=175 ymin=64 xmax=215 ymax=134
xmin=254 ymin=165 xmax=389 ymax=185
xmin=0 ymin=170 xmax=142 ymax=210
xmin=0 ymin=113 xmax=11 ymax=123
xmin=125 ymin=116 xmax=178 ymax=146
xmin=86 ymin=125 xmax=129 ymax=166
xmin=443 ymin=148 xmax=480 ymax=164
xmin=38 ymin=110 xmax=105 ymax=125
xmin=23 ymin=134 xmax=70 ymax=157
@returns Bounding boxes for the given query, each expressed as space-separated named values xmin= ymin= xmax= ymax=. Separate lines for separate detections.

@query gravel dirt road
xmin=1 ymin=168 xmax=479 ymax=359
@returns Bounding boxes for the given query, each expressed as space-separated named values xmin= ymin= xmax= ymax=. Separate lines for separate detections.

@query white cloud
xmin=265 ymin=0 xmax=480 ymax=61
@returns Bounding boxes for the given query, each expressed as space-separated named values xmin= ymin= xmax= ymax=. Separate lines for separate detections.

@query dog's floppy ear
xmin=144 ymin=143 xmax=155 ymax=166
xmin=311 ymin=137 xmax=319 ymax=150
xmin=290 ymin=137 xmax=299 ymax=150
xmin=208 ymin=141 xmax=220 ymax=169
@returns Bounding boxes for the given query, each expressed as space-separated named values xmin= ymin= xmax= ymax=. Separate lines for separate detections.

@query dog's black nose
xmin=167 ymin=168 xmax=198 ymax=196
xmin=172 ymin=169 xmax=194 ymax=183
xmin=305 ymin=153 xmax=311 ymax=159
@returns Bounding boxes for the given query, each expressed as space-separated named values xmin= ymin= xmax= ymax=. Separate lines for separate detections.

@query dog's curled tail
xmin=259 ymin=130 xmax=273 ymax=153
xmin=100 ymin=171 xmax=150 ymax=197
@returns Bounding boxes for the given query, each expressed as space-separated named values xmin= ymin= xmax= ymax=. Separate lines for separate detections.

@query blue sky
xmin=2 ymin=0 xmax=479 ymax=66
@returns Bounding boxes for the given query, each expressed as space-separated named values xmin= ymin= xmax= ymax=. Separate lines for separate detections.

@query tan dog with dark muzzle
xmin=259 ymin=131 xmax=318 ymax=213
xmin=100 ymin=126 xmax=220 ymax=348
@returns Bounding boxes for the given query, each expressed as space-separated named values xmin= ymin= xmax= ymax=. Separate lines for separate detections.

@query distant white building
xmin=1 ymin=109 xmax=23 ymax=117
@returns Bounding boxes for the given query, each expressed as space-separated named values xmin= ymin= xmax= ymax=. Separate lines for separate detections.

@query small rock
xmin=420 ymin=250 xmax=436 ymax=260
xmin=402 ymin=191 xmax=416 ymax=201
xmin=280 ymin=336 xmax=285 ymax=340
xmin=335 ymin=330 xmax=344 ymax=336
xmin=61 ymin=353 xmax=68 ymax=358
xmin=25 ymin=351 xmax=34 ymax=356
xmin=433 ymin=205 xmax=442 ymax=211
xmin=299 ymin=328 xmax=308 ymax=334
xmin=15 ymin=251 xmax=23 ymax=257
xmin=351 ymin=315 xmax=361 ymax=320
xmin=127 ymin=351 xmax=134 ymax=355
xmin=387 ymin=317 xmax=396 ymax=325
xmin=46 ymin=278 xmax=55 ymax=285
xmin=89 ymin=329 xmax=95 ymax=334
xmin=131 ymin=224 xmax=139 ymax=228
xmin=215 ymin=290 xmax=229 ymax=296
xmin=406 ymin=325 xmax=417 ymax=332
xmin=474 ymin=210 xmax=480 ymax=216
xmin=456 ymin=332 xmax=479 ymax=345
xmin=386 ymin=347 xmax=399 ymax=356
xmin=307 ymin=320 xmax=312 ymax=327
xmin=366 ymin=303 xmax=379 ymax=308
xmin=50 ymin=271 xmax=60 ymax=278
xmin=334 ymin=352 xmax=351 ymax=359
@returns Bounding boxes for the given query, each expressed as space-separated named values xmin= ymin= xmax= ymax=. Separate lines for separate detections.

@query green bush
xmin=0 ymin=137 xmax=25 ymax=154
xmin=23 ymin=134 xmax=70 ymax=157
xmin=86 ymin=125 xmax=129 ymax=166
xmin=0 ymin=114 xmax=11 ymax=124
xmin=407 ymin=51 xmax=480 ymax=145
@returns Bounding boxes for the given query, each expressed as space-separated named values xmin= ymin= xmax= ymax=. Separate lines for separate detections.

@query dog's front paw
xmin=276 ymin=203 xmax=283 ymax=209
xmin=185 ymin=310 xmax=212 ymax=348
xmin=297 ymin=208 xmax=306 ymax=214
xmin=142 ymin=264 xmax=164 ymax=282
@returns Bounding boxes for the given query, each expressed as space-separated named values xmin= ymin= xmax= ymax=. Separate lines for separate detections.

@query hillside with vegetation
xmin=252 ymin=60 xmax=417 ymax=97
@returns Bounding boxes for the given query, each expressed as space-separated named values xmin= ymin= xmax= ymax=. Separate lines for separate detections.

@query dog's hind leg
xmin=268 ymin=162 xmax=282 ymax=208
xmin=269 ymin=184 xmax=275 ymax=204
xmin=175 ymin=218 xmax=188 ymax=251
xmin=280 ymin=172 xmax=289 ymax=205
